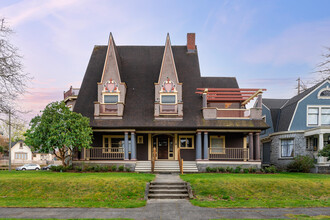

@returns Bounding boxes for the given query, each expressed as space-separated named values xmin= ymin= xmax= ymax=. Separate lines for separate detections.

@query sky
xmin=1 ymin=0 xmax=330 ymax=122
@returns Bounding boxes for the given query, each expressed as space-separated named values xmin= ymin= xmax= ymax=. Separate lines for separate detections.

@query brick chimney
xmin=187 ymin=33 xmax=196 ymax=53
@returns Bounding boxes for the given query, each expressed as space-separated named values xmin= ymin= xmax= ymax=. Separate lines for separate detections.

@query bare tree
xmin=316 ymin=47 xmax=330 ymax=81
xmin=0 ymin=18 xmax=29 ymax=117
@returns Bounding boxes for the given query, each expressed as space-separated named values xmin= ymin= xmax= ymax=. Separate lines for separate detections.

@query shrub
xmin=206 ymin=167 xmax=211 ymax=172
xmin=101 ymin=166 xmax=109 ymax=172
xmin=111 ymin=165 xmax=117 ymax=172
xmin=94 ymin=165 xmax=101 ymax=172
xmin=125 ymin=167 xmax=131 ymax=172
xmin=265 ymin=165 xmax=277 ymax=173
xmin=206 ymin=167 xmax=217 ymax=172
xmin=84 ymin=165 xmax=94 ymax=172
xmin=118 ymin=165 xmax=124 ymax=172
xmin=226 ymin=167 xmax=234 ymax=173
xmin=243 ymin=168 xmax=249 ymax=174
xmin=287 ymin=155 xmax=315 ymax=173
xmin=74 ymin=166 xmax=82 ymax=172
xmin=218 ymin=167 xmax=225 ymax=173
xmin=249 ymin=167 xmax=257 ymax=173
xmin=234 ymin=166 xmax=242 ymax=173
xmin=318 ymin=145 xmax=330 ymax=160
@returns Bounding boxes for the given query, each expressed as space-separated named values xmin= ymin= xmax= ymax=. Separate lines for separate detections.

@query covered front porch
xmin=75 ymin=129 xmax=262 ymax=163
xmin=304 ymin=126 xmax=330 ymax=165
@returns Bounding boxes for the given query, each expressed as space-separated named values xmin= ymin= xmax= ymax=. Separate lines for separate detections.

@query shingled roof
xmin=74 ymin=43 xmax=268 ymax=130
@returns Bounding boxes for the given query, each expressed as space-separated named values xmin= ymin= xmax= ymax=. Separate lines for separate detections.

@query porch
xmin=76 ymin=130 xmax=262 ymax=163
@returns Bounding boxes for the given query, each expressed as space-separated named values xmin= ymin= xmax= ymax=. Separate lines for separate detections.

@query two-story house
xmin=71 ymin=33 xmax=268 ymax=172
xmin=261 ymin=79 xmax=330 ymax=173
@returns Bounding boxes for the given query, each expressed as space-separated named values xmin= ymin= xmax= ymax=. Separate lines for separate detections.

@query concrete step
xmin=148 ymin=194 xmax=189 ymax=199
xmin=149 ymin=185 xmax=187 ymax=189
xmin=151 ymin=182 xmax=186 ymax=185
xmin=149 ymin=189 xmax=187 ymax=194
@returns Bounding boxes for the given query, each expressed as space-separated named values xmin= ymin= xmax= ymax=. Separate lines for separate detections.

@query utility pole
xmin=297 ymin=77 xmax=301 ymax=95
xmin=8 ymin=110 xmax=11 ymax=171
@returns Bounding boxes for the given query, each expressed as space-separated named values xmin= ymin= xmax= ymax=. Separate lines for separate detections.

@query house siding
xmin=261 ymin=104 xmax=274 ymax=138
xmin=290 ymin=81 xmax=330 ymax=131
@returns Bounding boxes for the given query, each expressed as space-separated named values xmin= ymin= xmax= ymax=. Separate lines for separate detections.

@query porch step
xmin=148 ymin=181 xmax=189 ymax=199
xmin=135 ymin=161 xmax=198 ymax=173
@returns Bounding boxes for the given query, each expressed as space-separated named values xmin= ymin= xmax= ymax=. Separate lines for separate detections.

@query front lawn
xmin=181 ymin=173 xmax=330 ymax=208
xmin=0 ymin=171 xmax=154 ymax=208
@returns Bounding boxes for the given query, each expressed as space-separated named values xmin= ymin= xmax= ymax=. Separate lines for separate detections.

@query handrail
xmin=178 ymin=147 xmax=183 ymax=174
xmin=151 ymin=147 xmax=157 ymax=173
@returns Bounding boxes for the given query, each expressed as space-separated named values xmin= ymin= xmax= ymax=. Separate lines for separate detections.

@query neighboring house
xmin=69 ymin=33 xmax=268 ymax=172
xmin=261 ymin=79 xmax=330 ymax=173
xmin=64 ymin=86 xmax=79 ymax=111
xmin=11 ymin=140 xmax=57 ymax=165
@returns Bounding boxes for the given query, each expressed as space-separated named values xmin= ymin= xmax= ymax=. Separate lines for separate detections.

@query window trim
xmin=137 ymin=136 xmax=143 ymax=144
xmin=317 ymin=86 xmax=330 ymax=99
xmin=209 ymin=135 xmax=226 ymax=154
xmin=280 ymin=138 xmax=294 ymax=158
xmin=306 ymin=105 xmax=330 ymax=127
xmin=160 ymin=93 xmax=177 ymax=104
xmin=178 ymin=135 xmax=195 ymax=149
xmin=102 ymin=92 xmax=120 ymax=104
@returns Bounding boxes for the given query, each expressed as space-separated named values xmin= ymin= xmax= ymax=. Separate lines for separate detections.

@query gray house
xmin=261 ymin=78 xmax=330 ymax=172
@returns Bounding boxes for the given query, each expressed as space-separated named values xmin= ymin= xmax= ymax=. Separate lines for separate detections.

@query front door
xmin=152 ymin=134 xmax=174 ymax=160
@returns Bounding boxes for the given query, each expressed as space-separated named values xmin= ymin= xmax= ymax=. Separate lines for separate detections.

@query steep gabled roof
xmin=74 ymin=44 xmax=268 ymax=130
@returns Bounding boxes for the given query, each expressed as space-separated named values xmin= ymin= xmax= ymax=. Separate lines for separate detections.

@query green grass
xmin=181 ymin=173 xmax=330 ymax=208
xmin=0 ymin=171 xmax=154 ymax=208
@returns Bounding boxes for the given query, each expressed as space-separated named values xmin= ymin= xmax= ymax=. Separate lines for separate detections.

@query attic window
xmin=318 ymin=86 xmax=330 ymax=99
xmin=161 ymin=94 xmax=176 ymax=104
xmin=19 ymin=143 xmax=23 ymax=149
xmin=104 ymin=94 xmax=118 ymax=103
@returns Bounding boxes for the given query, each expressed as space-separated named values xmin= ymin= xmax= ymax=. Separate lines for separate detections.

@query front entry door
xmin=158 ymin=136 xmax=168 ymax=159
xmin=153 ymin=134 xmax=174 ymax=160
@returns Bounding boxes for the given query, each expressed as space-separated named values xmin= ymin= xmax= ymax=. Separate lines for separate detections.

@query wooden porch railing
xmin=151 ymin=147 xmax=157 ymax=173
xmin=177 ymin=147 xmax=183 ymax=174
xmin=86 ymin=147 xmax=124 ymax=160
xmin=209 ymin=148 xmax=249 ymax=160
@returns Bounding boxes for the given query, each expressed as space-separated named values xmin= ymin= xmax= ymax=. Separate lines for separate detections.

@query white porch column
xmin=131 ymin=132 xmax=136 ymax=160
xmin=319 ymin=133 xmax=324 ymax=151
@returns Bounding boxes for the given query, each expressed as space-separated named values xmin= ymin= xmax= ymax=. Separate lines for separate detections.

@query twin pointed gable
xmin=95 ymin=33 xmax=126 ymax=119
xmin=154 ymin=34 xmax=183 ymax=119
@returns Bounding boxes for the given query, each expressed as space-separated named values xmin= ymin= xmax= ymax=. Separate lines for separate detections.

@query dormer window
xmin=161 ymin=94 xmax=176 ymax=104
xmin=102 ymin=79 xmax=119 ymax=104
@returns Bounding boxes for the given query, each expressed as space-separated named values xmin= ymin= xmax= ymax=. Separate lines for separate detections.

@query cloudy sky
xmin=1 ymin=0 xmax=330 ymax=121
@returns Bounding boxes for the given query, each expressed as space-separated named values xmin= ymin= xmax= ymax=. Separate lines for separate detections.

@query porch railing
xmin=209 ymin=148 xmax=249 ymax=160
xmin=86 ymin=147 xmax=124 ymax=160
xmin=100 ymin=104 xmax=118 ymax=114
xmin=216 ymin=109 xmax=250 ymax=118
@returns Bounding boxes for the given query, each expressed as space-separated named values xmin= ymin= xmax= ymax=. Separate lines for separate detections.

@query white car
xmin=16 ymin=164 xmax=41 ymax=171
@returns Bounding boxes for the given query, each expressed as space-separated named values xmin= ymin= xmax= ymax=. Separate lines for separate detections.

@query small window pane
xmin=161 ymin=95 xmax=176 ymax=104
xmin=104 ymin=138 xmax=109 ymax=148
xmin=308 ymin=108 xmax=319 ymax=114
xmin=321 ymin=108 xmax=330 ymax=125
xmin=186 ymin=138 xmax=193 ymax=148
xmin=180 ymin=139 xmax=186 ymax=147
xmin=211 ymin=137 xmax=224 ymax=153
xmin=281 ymin=139 xmax=294 ymax=157
xmin=104 ymin=95 xmax=118 ymax=103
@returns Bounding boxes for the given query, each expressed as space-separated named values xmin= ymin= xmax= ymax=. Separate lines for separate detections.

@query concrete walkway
xmin=0 ymin=174 xmax=329 ymax=219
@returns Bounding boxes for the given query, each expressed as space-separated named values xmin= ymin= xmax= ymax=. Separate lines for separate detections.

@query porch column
xmin=319 ymin=133 xmax=324 ymax=151
xmin=203 ymin=132 xmax=209 ymax=160
xmin=254 ymin=132 xmax=260 ymax=161
xmin=196 ymin=132 xmax=202 ymax=160
xmin=124 ymin=132 xmax=129 ymax=160
xmin=131 ymin=132 xmax=136 ymax=160
xmin=249 ymin=132 xmax=254 ymax=161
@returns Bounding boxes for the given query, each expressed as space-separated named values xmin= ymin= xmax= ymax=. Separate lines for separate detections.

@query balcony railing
xmin=216 ymin=109 xmax=250 ymax=118
xmin=100 ymin=104 xmax=118 ymax=114
xmin=160 ymin=104 xmax=178 ymax=114
xmin=86 ymin=147 xmax=124 ymax=160
xmin=209 ymin=148 xmax=249 ymax=161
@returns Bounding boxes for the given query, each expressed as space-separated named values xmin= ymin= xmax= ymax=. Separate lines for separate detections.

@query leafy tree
xmin=24 ymin=101 xmax=93 ymax=167
xmin=318 ymin=145 xmax=330 ymax=160
xmin=0 ymin=118 xmax=27 ymax=142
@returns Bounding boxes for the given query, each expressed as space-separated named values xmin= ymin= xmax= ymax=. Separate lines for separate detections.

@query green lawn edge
xmin=181 ymin=173 xmax=330 ymax=208
xmin=0 ymin=171 xmax=155 ymax=208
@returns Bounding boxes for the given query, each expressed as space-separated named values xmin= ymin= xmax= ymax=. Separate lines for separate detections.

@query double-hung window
xmin=179 ymin=136 xmax=194 ymax=149
xmin=210 ymin=136 xmax=225 ymax=154
xmin=307 ymin=106 xmax=330 ymax=126
xmin=281 ymin=139 xmax=294 ymax=158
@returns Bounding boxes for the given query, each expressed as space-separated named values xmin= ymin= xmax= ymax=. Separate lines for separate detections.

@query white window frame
xmin=317 ymin=86 xmax=330 ymax=99
xmin=280 ymin=138 xmax=294 ymax=158
xmin=307 ymin=105 xmax=330 ymax=127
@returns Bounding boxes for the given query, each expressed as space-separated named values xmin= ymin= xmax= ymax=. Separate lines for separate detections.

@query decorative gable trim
xmin=288 ymin=79 xmax=330 ymax=131
xmin=99 ymin=33 xmax=121 ymax=84
xmin=318 ymin=85 xmax=330 ymax=99
xmin=157 ymin=33 xmax=180 ymax=84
